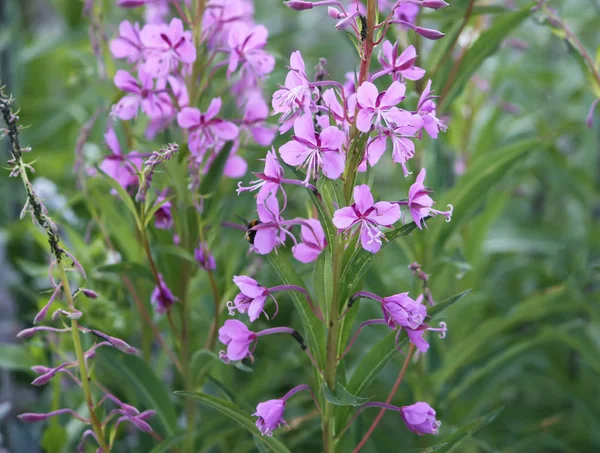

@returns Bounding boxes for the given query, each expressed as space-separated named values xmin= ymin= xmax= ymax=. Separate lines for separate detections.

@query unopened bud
xmin=284 ymin=0 xmax=314 ymax=10
xmin=81 ymin=289 xmax=98 ymax=299
xmin=328 ymin=6 xmax=344 ymax=18
xmin=18 ymin=412 xmax=49 ymax=422
xmin=116 ymin=0 xmax=146 ymax=7
xmin=422 ymin=0 xmax=449 ymax=9
xmin=415 ymin=26 xmax=446 ymax=40
xmin=17 ymin=328 xmax=36 ymax=338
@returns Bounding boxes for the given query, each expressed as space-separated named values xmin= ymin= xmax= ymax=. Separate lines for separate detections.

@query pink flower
xmin=202 ymin=0 xmax=255 ymax=48
xmin=153 ymin=193 xmax=173 ymax=230
xmin=381 ymin=293 xmax=426 ymax=330
xmin=254 ymin=399 xmax=286 ymax=436
xmin=332 ymin=184 xmax=401 ymax=253
xmin=272 ymin=51 xmax=318 ymax=132
xmin=356 ymin=81 xmax=407 ymax=132
xmin=292 ymin=218 xmax=327 ymax=263
xmin=252 ymin=196 xmax=287 ymax=255
xmin=279 ymin=114 xmax=346 ymax=182
xmin=111 ymin=69 xmax=173 ymax=120
xmin=218 ymin=319 xmax=256 ymax=362
xmin=110 ymin=21 xmax=143 ymax=64
xmin=151 ymin=273 xmax=178 ymax=314
xmin=177 ymin=98 xmax=239 ymax=154
xmin=400 ymin=402 xmax=441 ymax=435
xmin=227 ymin=24 xmax=275 ymax=80
xmin=237 ymin=148 xmax=284 ymax=204
xmin=140 ymin=18 xmax=196 ymax=78
xmin=395 ymin=4 xmax=420 ymax=26
xmin=376 ymin=42 xmax=425 ymax=81
xmin=227 ymin=276 xmax=272 ymax=322
xmin=416 ymin=80 xmax=446 ymax=139
xmin=407 ymin=168 xmax=453 ymax=229
xmin=99 ymin=128 xmax=143 ymax=191
xmin=240 ymin=93 xmax=277 ymax=147
xmin=194 ymin=241 xmax=216 ymax=271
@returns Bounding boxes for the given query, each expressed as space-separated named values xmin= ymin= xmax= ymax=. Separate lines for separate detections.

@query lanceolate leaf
xmin=438 ymin=6 xmax=533 ymax=110
xmin=97 ymin=348 xmax=179 ymax=437
xmin=176 ymin=392 xmax=292 ymax=453
xmin=428 ymin=138 xmax=541 ymax=252
xmin=267 ymin=251 xmax=326 ymax=367
xmin=322 ymin=382 xmax=371 ymax=406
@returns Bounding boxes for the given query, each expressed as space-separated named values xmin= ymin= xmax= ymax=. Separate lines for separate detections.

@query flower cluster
xmin=1 ymin=88 xmax=153 ymax=452
xmin=219 ymin=0 xmax=453 ymax=442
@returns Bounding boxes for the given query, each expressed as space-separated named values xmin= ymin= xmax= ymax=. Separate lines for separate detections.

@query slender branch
xmin=353 ymin=344 xmax=416 ymax=452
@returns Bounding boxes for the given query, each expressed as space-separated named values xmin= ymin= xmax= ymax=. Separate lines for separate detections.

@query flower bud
xmin=415 ymin=27 xmax=446 ymax=40
xmin=32 ymin=371 xmax=56 ymax=386
xmin=17 ymin=328 xmax=36 ymax=338
xmin=81 ymin=289 xmax=98 ymax=299
xmin=422 ymin=0 xmax=449 ymax=9
xmin=18 ymin=412 xmax=49 ymax=422
xmin=284 ymin=0 xmax=314 ymax=10
xmin=116 ymin=0 xmax=146 ymax=7
xmin=328 ymin=7 xmax=344 ymax=19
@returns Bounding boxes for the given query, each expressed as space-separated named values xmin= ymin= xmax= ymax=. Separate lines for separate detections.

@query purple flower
xmin=254 ymin=399 xmax=286 ymax=436
xmin=151 ymin=273 xmax=178 ymax=314
xmin=395 ymin=4 xmax=420 ymax=26
xmin=202 ymin=0 xmax=254 ymax=48
xmin=237 ymin=148 xmax=284 ymax=204
xmin=332 ymin=184 xmax=401 ymax=253
xmin=99 ymin=128 xmax=143 ymax=191
xmin=252 ymin=196 xmax=287 ymax=255
xmin=140 ymin=18 xmax=196 ymax=78
xmin=218 ymin=319 xmax=256 ymax=362
xmin=240 ymin=93 xmax=277 ymax=147
xmin=292 ymin=218 xmax=327 ymax=263
xmin=272 ymin=51 xmax=318 ymax=132
xmin=400 ymin=402 xmax=441 ymax=435
xmin=381 ymin=293 xmax=426 ymax=330
xmin=279 ymin=114 xmax=346 ymax=182
xmin=416 ymin=80 xmax=446 ymax=139
xmin=407 ymin=168 xmax=453 ymax=229
xmin=227 ymin=276 xmax=274 ymax=322
xmin=110 ymin=21 xmax=143 ymax=64
xmin=227 ymin=24 xmax=275 ymax=80
xmin=177 ymin=98 xmax=239 ymax=154
xmin=356 ymin=81 xmax=407 ymax=132
xmin=376 ymin=42 xmax=425 ymax=82
xmin=111 ymin=69 xmax=173 ymax=120
xmin=194 ymin=242 xmax=216 ymax=271
xmin=153 ymin=193 xmax=173 ymax=230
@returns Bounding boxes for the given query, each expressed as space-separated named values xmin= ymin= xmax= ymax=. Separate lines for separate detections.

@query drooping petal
xmin=380 ymin=81 xmax=406 ymax=107
xmin=320 ymin=151 xmax=345 ymax=180
xmin=356 ymin=109 xmax=375 ymax=133
xmin=360 ymin=223 xmax=382 ymax=253
xmin=279 ymin=139 xmax=310 ymax=166
xmin=293 ymin=114 xmax=317 ymax=145
xmin=292 ymin=243 xmax=322 ymax=263
xmin=233 ymin=275 xmax=264 ymax=298
xmin=253 ymin=227 xmax=278 ymax=255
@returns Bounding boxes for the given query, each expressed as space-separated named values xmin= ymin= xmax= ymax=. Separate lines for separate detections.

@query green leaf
xmin=95 ymin=262 xmax=155 ymax=283
xmin=322 ymin=382 xmax=371 ymax=406
xmin=97 ymin=348 xmax=179 ymax=437
xmin=176 ymin=392 xmax=292 ymax=453
xmin=0 ymin=343 xmax=38 ymax=371
xmin=313 ymin=248 xmax=334 ymax=318
xmin=155 ymin=245 xmax=198 ymax=265
xmin=199 ymin=142 xmax=232 ymax=196
xmin=433 ymin=286 xmax=586 ymax=389
xmin=97 ymin=169 xmax=142 ymax=231
xmin=438 ymin=7 xmax=533 ymax=111
xmin=428 ymin=138 xmax=540 ymax=251
xmin=266 ymin=251 xmax=326 ymax=367
xmin=437 ymin=407 xmax=504 ymax=452
xmin=41 ymin=424 xmax=67 ymax=453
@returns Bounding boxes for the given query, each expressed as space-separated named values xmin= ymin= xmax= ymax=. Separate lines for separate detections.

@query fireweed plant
xmin=1 ymin=90 xmax=153 ymax=452
xmin=4 ymin=0 xmax=464 ymax=451
xmin=219 ymin=0 xmax=454 ymax=450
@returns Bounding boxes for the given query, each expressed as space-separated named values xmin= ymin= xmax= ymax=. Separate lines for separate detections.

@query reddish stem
xmin=353 ymin=344 xmax=416 ymax=452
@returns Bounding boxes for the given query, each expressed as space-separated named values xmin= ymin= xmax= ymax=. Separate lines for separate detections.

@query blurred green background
xmin=1 ymin=0 xmax=599 ymax=452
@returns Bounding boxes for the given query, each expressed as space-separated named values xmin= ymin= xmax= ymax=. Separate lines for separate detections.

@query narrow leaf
xmin=176 ymin=392 xmax=292 ymax=453
xmin=322 ymin=382 xmax=371 ymax=406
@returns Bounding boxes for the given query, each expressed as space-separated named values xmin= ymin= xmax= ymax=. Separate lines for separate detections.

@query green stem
xmin=323 ymin=235 xmax=345 ymax=452
xmin=59 ymin=263 xmax=110 ymax=452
